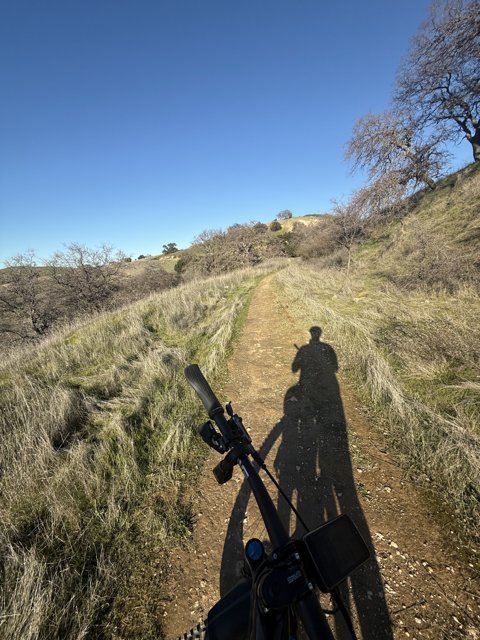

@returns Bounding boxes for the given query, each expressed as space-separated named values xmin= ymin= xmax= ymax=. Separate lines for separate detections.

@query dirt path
xmin=163 ymin=274 xmax=479 ymax=639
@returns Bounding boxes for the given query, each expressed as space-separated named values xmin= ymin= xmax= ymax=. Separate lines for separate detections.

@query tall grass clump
xmin=0 ymin=264 xmax=273 ymax=639
xmin=277 ymin=263 xmax=480 ymax=535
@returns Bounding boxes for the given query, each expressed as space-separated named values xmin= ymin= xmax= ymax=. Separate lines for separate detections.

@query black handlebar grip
xmin=185 ymin=364 xmax=223 ymax=419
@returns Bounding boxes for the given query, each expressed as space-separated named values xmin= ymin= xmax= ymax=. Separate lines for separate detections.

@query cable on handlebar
xmin=255 ymin=455 xmax=310 ymax=533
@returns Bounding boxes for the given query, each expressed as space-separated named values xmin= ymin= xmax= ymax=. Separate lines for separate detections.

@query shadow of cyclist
xmin=219 ymin=327 xmax=393 ymax=639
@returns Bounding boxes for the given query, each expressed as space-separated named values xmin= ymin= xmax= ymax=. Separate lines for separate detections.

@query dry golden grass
xmin=277 ymin=262 xmax=480 ymax=532
xmin=0 ymin=264 xmax=274 ymax=639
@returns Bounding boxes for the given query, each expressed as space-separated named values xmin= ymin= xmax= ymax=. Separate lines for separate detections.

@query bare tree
xmin=0 ymin=251 xmax=56 ymax=343
xmin=352 ymin=173 xmax=407 ymax=222
xmin=47 ymin=243 xmax=126 ymax=313
xmin=277 ymin=209 xmax=293 ymax=220
xmin=291 ymin=219 xmax=338 ymax=260
xmin=178 ymin=223 xmax=284 ymax=277
xmin=120 ymin=263 xmax=179 ymax=301
xmin=189 ymin=229 xmax=226 ymax=275
xmin=292 ymin=177 xmax=406 ymax=263
xmin=330 ymin=193 xmax=371 ymax=270
xmin=227 ymin=223 xmax=282 ymax=263
xmin=395 ymin=0 xmax=480 ymax=162
xmin=346 ymin=110 xmax=449 ymax=191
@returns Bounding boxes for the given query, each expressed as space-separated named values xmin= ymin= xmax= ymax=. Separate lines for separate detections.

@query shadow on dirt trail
xmin=219 ymin=327 xmax=393 ymax=639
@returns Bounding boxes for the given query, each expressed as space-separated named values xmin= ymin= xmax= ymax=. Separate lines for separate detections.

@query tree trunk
xmin=425 ymin=176 xmax=437 ymax=190
xmin=467 ymin=127 xmax=480 ymax=162
xmin=472 ymin=139 xmax=480 ymax=163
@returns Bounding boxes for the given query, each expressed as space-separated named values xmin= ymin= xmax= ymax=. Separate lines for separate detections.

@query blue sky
xmin=0 ymin=0 xmax=472 ymax=262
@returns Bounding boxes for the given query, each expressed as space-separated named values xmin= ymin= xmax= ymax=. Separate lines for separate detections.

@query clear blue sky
xmin=0 ymin=0 xmax=472 ymax=262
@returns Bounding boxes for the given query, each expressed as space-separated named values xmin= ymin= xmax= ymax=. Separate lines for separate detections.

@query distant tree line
xmin=0 ymin=243 xmax=178 ymax=350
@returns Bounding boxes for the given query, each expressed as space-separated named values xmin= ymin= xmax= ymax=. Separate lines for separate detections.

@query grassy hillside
xmin=0 ymin=264 xmax=274 ymax=639
xmin=276 ymin=163 xmax=480 ymax=539
xmin=124 ymin=253 xmax=182 ymax=274
xmin=358 ymin=163 xmax=480 ymax=291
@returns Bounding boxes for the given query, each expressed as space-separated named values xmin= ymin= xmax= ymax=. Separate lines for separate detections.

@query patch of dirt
xmin=162 ymin=274 xmax=479 ymax=639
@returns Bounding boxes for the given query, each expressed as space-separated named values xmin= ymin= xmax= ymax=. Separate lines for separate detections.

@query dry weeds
xmin=0 ymin=264 xmax=274 ymax=639
xmin=277 ymin=263 xmax=480 ymax=533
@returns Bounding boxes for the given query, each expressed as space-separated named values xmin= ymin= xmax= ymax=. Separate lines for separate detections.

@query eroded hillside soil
xmin=163 ymin=274 xmax=479 ymax=639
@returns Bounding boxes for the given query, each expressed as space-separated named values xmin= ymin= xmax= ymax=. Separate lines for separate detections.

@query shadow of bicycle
xmin=219 ymin=327 xmax=393 ymax=639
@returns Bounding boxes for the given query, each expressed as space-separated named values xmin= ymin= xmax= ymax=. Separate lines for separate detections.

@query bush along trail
xmin=163 ymin=272 xmax=479 ymax=640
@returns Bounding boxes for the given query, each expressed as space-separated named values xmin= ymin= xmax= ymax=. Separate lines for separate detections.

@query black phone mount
xmin=197 ymin=403 xmax=254 ymax=485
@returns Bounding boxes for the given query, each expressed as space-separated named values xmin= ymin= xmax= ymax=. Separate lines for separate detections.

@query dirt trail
xmin=163 ymin=274 xmax=479 ymax=639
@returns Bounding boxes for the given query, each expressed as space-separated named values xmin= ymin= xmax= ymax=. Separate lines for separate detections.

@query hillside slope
xmin=357 ymin=162 xmax=480 ymax=289
xmin=278 ymin=163 xmax=480 ymax=534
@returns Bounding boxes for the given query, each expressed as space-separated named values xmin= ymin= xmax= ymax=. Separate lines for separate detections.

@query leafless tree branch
xmin=395 ymin=0 xmax=480 ymax=161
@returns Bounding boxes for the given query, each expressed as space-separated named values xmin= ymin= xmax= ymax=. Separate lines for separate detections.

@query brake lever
xmin=197 ymin=421 xmax=227 ymax=454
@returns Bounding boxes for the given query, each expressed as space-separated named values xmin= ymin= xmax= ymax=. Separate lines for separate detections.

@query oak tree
xmin=162 ymin=242 xmax=179 ymax=255
xmin=0 ymin=251 xmax=56 ymax=343
xmin=47 ymin=243 xmax=125 ymax=312
xmin=330 ymin=195 xmax=370 ymax=270
xmin=395 ymin=0 xmax=480 ymax=162
xmin=346 ymin=109 xmax=448 ymax=190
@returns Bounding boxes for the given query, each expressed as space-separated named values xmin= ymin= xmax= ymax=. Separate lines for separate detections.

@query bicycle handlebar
xmin=185 ymin=364 xmax=224 ymax=419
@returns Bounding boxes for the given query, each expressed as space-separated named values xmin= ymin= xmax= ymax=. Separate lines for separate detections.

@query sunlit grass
xmin=277 ymin=261 xmax=480 ymax=532
xmin=0 ymin=264 xmax=274 ymax=639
